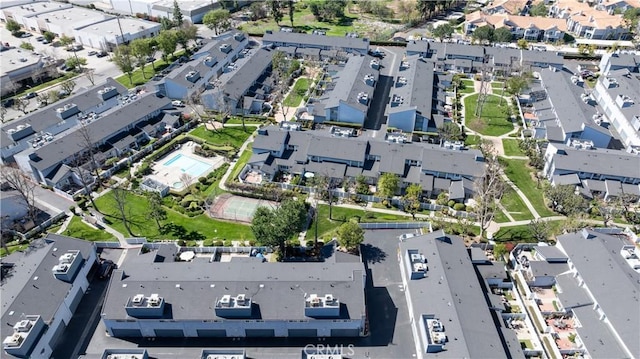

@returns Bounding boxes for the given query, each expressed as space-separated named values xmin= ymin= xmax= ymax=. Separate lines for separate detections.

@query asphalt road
xmin=363 ymin=46 xmax=402 ymax=132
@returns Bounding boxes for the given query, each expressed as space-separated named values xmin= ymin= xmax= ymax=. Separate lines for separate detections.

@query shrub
xmin=453 ymin=203 xmax=466 ymax=211
xmin=213 ymin=240 xmax=223 ymax=246
xmin=198 ymin=177 xmax=208 ymax=184
xmin=248 ymin=240 xmax=257 ymax=246
xmin=177 ymin=240 xmax=186 ymax=246
xmin=447 ymin=200 xmax=456 ymax=208
xmin=223 ymin=239 xmax=233 ymax=247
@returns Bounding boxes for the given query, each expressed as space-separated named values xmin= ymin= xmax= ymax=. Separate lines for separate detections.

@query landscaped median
xmin=284 ymin=77 xmax=310 ymax=107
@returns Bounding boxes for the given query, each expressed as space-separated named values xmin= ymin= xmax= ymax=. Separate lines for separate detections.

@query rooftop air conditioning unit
xmin=148 ymin=294 xmax=160 ymax=306
xmin=3 ymin=333 xmax=23 ymax=347
xmin=324 ymin=294 xmax=334 ymax=303
xmin=220 ymin=295 xmax=231 ymax=306
xmin=14 ymin=320 xmax=32 ymax=333
xmin=132 ymin=294 xmax=144 ymax=305
xmin=60 ymin=253 xmax=74 ymax=263
xmin=236 ymin=294 xmax=246 ymax=305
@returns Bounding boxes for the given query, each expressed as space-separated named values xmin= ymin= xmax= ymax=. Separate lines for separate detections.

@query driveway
xmin=363 ymin=46 xmax=402 ymax=132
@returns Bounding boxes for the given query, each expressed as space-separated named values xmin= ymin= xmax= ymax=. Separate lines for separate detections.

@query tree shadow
xmin=360 ymin=243 xmax=386 ymax=264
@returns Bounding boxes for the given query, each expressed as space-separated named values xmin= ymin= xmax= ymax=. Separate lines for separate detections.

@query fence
xmin=359 ymin=222 xmax=432 ymax=231
xmin=24 ymin=212 xmax=67 ymax=239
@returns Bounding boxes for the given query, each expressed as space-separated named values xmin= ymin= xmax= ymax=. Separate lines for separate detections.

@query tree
xmin=76 ymin=122 xmax=103 ymax=191
xmin=59 ymin=35 xmax=75 ymax=48
xmin=172 ymin=0 xmax=184 ymax=27
xmin=6 ymin=20 xmax=21 ymax=33
xmin=438 ymin=122 xmax=462 ymax=142
xmin=111 ymin=186 xmax=135 ymax=236
xmin=203 ymin=9 xmax=231 ymax=35
xmin=416 ymin=0 xmax=436 ymax=20
xmin=268 ymin=0 xmax=284 ymax=25
xmin=160 ymin=17 xmax=174 ymax=31
xmin=177 ymin=24 xmax=198 ymax=49
xmin=494 ymin=27 xmax=513 ymax=43
xmin=130 ymin=38 xmax=152 ymax=79
xmin=472 ymin=25 xmax=494 ymax=44
xmin=402 ymin=183 xmax=422 ymax=219
xmin=288 ymin=0 xmax=295 ymax=27
xmin=517 ymin=38 xmax=529 ymax=50
xmin=12 ymin=98 xmax=30 ymax=115
xmin=65 ymin=57 xmax=88 ymax=72
xmin=157 ymin=30 xmax=178 ymax=61
xmin=529 ymin=2 xmax=548 ymax=17
xmin=506 ymin=74 xmax=530 ymax=97
xmin=179 ymin=173 xmax=193 ymax=188
xmin=146 ymin=192 xmax=167 ymax=230
xmin=31 ymin=65 xmax=46 ymax=85
xmin=545 ymin=185 xmax=586 ymax=215
xmin=249 ymin=2 xmax=267 ymax=20
xmin=310 ymin=174 xmax=337 ymax=220
xmin=623 ymin=7 xmax=640 ymax=34
xmin=376 ymin=173 xmax=399 ymax=200
xmin=493 ymin=243 xmax=508 ymax=261
xmin=19 ymin=42 xmax=34 ymax=51
xmin=473 ymin=141 xmax=505 ymax=237
xmin=84 ymin=68 xmax=96 ymax=86
xmin=0 ymin=165 xmax=38 ymax=222
xmin=60 ymin=79 xmax=77 ymax=96
xmin=251 ymin=199 xmax=307 ymax=258
xmin=336 ymin=221 xmax=364 ymax=252
xmin=528 ymin=218 xmax=551 ymax=242
xmin=432 ymin=23 xmax=454 ymax=42
xmin=113 ymin=44 xmax=135 ymax=84
xmin=43 ymin=31 xmax=56 ymax=43
xmin=355 ymin=174 xmax=370 ymax=195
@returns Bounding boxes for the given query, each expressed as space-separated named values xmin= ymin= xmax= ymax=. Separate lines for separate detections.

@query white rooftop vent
xmin=2 ymin=333 xmax=23 ymax=347
xmin=59 ymin=253 xmax=74 ymax=263
xmin=324 ymin=294 xmax=334 ymax=303
xmin=220 ymin=294 xmax=231 ymax=307
xmin=132 ymin=294 xmax=144 ymax=305
xmin=14 ymin=320 xmax=32 ymax=333
xmin=236 ymin=294 xmax=246 ymax=305
xmin=148 ymin=294 xmax=160 ymax=306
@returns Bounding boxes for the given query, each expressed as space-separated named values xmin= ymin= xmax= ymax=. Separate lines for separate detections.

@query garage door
xmin=330 ymin=328 xmax=360 ymax=337
xmin=245 ymin=329 xmax=275 ymax=337
xmin=288 ymin=329 xmax=317 ymax=337
xmin=154 ymin=329 xmax=184 ymax=337
xmin=197 ymin=329 xmax=227 ymax=337
xmin=111 ymin=328 xmax=142 ymax=337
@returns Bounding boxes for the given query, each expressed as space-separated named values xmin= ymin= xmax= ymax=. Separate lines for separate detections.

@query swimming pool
xmin=163 ymin=154 xmax=212 ymax=178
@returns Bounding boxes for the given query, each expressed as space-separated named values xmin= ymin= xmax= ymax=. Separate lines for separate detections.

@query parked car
xmin=172 ymin=100 xmax=184 ymax=107
xmin=98 ymin=260 xmax=116 ymax=279
xmin=146 ymin=56 xmax=155 ymax=63
xmin=35 ymin=36 xmax=45 ymax=42
xmin=2 ymin=98 xmax=15 ymax=108
xmin=87 ymin=50 xmax=97 ymax=56
xmin=23 ymin=92 xmax=38 ymax=99
xmin=20 ymin=32 xmax=32 ymax=38
xmin=58 ymin=90 xmax=70 ymax=97
xmin=96 ymin=51 xmax=108 ymax=58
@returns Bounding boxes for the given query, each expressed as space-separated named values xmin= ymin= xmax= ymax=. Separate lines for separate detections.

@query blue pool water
xmin=163 ymin=154 xmax=212 ymax=177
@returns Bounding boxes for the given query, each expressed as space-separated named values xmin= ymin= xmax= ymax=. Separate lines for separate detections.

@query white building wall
xmin=593 ymin=81 xmax=640 ymax=148
xmin=110 ymin=0 xmax=155 ymax=15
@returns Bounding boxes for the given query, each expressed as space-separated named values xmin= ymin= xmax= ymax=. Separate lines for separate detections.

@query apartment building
xmin=1 ymin=234 xmax=98 ymax=359
xmin=101 ymin=242 xmax=366 ymax=338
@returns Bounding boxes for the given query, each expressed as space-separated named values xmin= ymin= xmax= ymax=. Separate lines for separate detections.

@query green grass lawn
xmin=501 ymin=188 xmax=533 ymax=221
xmin=459 ymin=79 xmax=476 ymax=94
xmin=284 ymin=78 xmax=310 ymax=107
xmin=464 ymin=134 xmax=481 ymax=146
xmin=229 ymin=144 xmax=253 ymax=184
xmin=491 ymin=81 xmax=506 ymax=96
xmin=62 ymin=216 xmax=116 ymax=241
xmin=493 ymin=220 xmax=564 ymax=242
xmin=189 ymin=126 xmax=253 ymax=149
xmin=500 ymin=159 xmax=555 ymax=217
xmin=224 ymin=117 xmax=269 ymax=125
xmin=242 ymin=2 xmax=359 ymax=36
xmin=306 ymin=204 xmax=415 ymax=240
xmin=502 ymin=138 xmax=526 ymax=156
xmin=464 ymin=93 xmax=514 ymax=136
xmin=494 ymin=209 xmax=511 ymax=223
xmin=520 ymin=339 xmax=533 ymax=349
xmin=95 ymin=191 xmax=255 ymax=241
xmin=0 ymin=243 xmax=29 ymax=257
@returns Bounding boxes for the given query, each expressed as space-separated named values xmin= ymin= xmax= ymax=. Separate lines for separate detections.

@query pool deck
xmin=147 ymin=142 xmax=225 ymax=190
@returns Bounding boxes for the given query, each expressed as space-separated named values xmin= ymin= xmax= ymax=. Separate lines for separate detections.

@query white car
xmin=172 ymin=100 xmax=184 ymax=107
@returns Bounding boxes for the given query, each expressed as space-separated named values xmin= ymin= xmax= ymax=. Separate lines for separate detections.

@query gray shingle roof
xmin=322 ymin=55 xmax=378 ymax=113
xmin=391 ymin=56 xmax=434 ymax=117
xmin=1 ymin=234 xmax=95 ymax=326
xmin=552 ymin=145 xmax=640 ymax=180
xmin=557 ymin=230 xmax=640 ymax=356
xmin=400 ymin=231 xmax=521 ymax=358
xmin=220 ymin=47 xmax=274 ymax=102
xmin=101 ymin=247 xmax=365 ymax=322
xmin=30 ymin=93 xmax=171 ymax=171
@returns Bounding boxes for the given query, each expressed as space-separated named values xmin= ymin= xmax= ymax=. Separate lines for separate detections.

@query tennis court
xmin=208 ymin=194 xmax=277 ymax=223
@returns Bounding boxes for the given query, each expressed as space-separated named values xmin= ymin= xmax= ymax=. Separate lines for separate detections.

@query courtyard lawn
xmin=284 ymin=78 xmax=310 ymax=107
xmin=501 ymin=189 xmax=533 ymax=221
xmin=502 ymin=139 xmax=526 ymax=156
xmin=95 ymin=192 xmax=255 ymax=241
xmin=306 ymin=204 xmax=416 ymax=240
xmin=500 ymin=158 xmax=556 ymax=217
xmin=62 ymin=216 xmax=116 ymax=241
xmin=190 ymin=126 xmax=253 ymax=149
xmin=494 ymin=210 xmax=511 ymax=223
xmin=242 ymin=2 xmax=358 ymax=37
xmin=229 ymin=144 xmax=253 ymax=184
xmin=464 ymin=134 xmax=481 ymax=146
xmin=464 ymin=93 xmax=514 ymax=136
xmin=459 ymin=79 xmax=476 ymax=94
xmin=491 ymin=81 xmax=506 ymax=96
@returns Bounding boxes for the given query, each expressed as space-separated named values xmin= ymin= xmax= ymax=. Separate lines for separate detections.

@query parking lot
xmin=1 ymin=24 xmax=123 ymax=123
